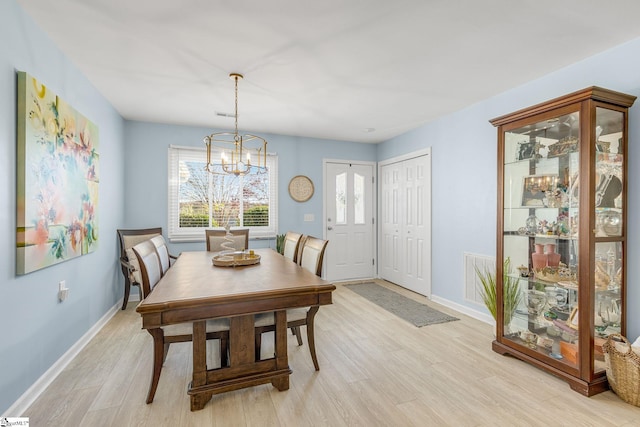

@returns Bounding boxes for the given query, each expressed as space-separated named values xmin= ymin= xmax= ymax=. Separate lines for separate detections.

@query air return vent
xmin=463 ymin=252 xmax=495 ymax=305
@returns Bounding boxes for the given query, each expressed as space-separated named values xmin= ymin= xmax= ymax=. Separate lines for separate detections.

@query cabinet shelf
xmin=504 ymin=231 xmax=578 ymax=240
xmin=491 ymin=86 xmax=635 ymax=397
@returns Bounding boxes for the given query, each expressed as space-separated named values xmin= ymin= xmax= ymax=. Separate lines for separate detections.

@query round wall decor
xmin=288 ymin=175 xmax=314 ymax=202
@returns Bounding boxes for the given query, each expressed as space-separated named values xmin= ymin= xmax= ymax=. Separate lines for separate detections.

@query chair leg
xmin=146 ymin=328 xmax=165 ymax=404
xmin=305 ymin=306 xmax=320 ymax=371
xmin=220 ymin=335 xmax=229 ymax=367
xmin=122 ymin=279 xmax=131 ymax=310
xmin=255 ymin=331 xmax=262 ymax=361
xmin=293 ymin=326 xmax=303 ymax=346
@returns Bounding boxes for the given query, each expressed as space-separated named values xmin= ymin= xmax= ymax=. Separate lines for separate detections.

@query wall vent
xmin=464 ymin=252 xmax=495 ymax=305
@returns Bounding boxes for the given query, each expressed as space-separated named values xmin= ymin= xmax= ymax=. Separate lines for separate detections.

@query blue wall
xmin=4 ymin=0 xmax=640 ymax=415
xmin=378 ymin=37 xmax=640 ymax=342
xmin=123 ymin=121 xmax=377 ymax=253
xmin=0 ymin=0 xmax=126 ymax=414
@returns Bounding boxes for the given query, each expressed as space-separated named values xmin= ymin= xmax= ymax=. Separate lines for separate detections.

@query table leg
xmin=271 ymin=310 xmax=290 ymax=391
xmin=190 ymin=320 xmax=212 ymax=411
xmin=230 ymin=315 xmax=255 ymax=365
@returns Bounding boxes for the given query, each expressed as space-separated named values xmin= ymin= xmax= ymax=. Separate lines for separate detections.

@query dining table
xmin=136 ymin=248 xmax=335 ymax=411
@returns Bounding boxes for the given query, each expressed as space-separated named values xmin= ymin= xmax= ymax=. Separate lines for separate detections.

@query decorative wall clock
xmin=288 ymin=175 xmax=314 ymax=202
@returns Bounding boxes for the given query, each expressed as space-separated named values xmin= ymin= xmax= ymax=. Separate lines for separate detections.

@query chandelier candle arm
xmin=203 ymin=73 xmax=267 ymax=176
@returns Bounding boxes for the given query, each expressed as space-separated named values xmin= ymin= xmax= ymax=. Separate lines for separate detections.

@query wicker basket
xmin=603 ymin=334 xmax=640 ymax=407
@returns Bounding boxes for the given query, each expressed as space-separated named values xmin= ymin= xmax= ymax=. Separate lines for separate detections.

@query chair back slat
xmin=296 ymin=235 xmax=307 ymax=266
xmin=133 ymin=240 xmax=163 ymax=298
xmin=299 ymin=236 xmax=329 ymax=277
xmin=283 ymin=231 xmax=303 ymax=262
xmin=150 ymin=235 xmax=171 ymax=275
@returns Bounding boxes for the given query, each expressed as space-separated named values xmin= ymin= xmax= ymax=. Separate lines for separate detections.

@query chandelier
xmin=204 ymin=73 xmax=267 ymax=176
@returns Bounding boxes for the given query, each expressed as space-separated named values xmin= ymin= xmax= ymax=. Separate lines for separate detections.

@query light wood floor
xmin=24 ymin=280 xmax=640 ymax=426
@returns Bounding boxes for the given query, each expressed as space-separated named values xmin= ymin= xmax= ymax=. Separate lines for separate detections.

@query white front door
xmin=379 ymin=150 xmax=431 ymax=296
xmin=324 ymin=161 xmax=375 ymax=281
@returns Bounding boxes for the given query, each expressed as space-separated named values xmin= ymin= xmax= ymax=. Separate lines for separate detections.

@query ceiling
xmin=17 ymin=0 xmax=640 ymax=143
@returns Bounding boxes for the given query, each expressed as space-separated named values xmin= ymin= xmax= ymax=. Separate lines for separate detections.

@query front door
xmin=324 ymin=161 xmax=375 ymax=281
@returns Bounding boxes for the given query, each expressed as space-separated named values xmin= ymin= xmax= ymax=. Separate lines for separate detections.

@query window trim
xmin=168 ymin=145 xmax=278 ymax=242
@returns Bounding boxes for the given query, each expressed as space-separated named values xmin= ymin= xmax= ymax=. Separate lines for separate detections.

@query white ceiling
xmin=17 ymin=0 xmax=640 ymax=143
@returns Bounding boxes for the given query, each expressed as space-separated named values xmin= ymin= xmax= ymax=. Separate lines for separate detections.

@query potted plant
xmin=275 ymin=233 xmax=286 ymax=255
xmin=475 ymin=257 xmax=522 ymax=333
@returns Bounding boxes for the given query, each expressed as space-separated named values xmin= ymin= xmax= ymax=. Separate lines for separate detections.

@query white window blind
xmin=168 ymin=145 xmax=278 ymax=242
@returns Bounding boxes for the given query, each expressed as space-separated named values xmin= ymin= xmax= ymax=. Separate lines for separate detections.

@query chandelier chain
xmin=234 ymin=75 xmax=239 ymax=141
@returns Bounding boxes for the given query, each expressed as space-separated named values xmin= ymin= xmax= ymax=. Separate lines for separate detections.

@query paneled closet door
xmin=379 ymin=152 xmax=431 ymax=297
xmin=380 ymin=162 xmax=403 ymax=285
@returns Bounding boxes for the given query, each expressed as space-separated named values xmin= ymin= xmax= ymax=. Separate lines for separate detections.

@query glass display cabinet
xmin=490 ymin=87 xmax=636 ymax=396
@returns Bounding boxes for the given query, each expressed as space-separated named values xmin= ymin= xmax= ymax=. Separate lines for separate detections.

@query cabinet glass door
xmin=593 ymin=107 xmax=625 ymax=373
xmin=502 ymin=111 xmax=580 ymax=366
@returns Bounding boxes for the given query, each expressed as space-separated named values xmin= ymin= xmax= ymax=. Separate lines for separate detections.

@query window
xmin=168 ymin=145 xmax=278 ymax=241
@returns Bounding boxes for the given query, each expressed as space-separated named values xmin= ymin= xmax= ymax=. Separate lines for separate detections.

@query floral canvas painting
xmin=16 ymin=71 xmax=99 ymax=275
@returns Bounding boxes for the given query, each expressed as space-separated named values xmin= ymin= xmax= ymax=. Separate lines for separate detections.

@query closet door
xmin=380 ymin=162 xmax=403 ymax=285
xmin=379 ymin=151 xmax=431 ymax=297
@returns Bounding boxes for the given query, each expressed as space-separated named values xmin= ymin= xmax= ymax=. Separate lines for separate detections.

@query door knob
xmin=327 ymin=226 xmax=333 ymax=230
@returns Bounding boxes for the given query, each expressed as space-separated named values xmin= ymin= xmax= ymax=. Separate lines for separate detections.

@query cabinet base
xmin=492 ymin=340 xmax=610 ymax=397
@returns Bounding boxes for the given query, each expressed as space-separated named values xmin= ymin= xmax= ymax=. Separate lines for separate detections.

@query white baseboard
xmin=373 ymin=275 xmax=495 ymax=326
xmin=3 ymin=300 xmax=122 ymax=417
xmin=430 ymin=294 xmax=495 ymax=326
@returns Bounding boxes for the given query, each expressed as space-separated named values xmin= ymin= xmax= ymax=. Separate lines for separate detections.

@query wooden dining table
xmin=136 ymin=248 xmax=335 ymax=411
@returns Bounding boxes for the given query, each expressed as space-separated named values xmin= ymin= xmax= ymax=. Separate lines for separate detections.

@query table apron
xmin=140 ymin=291 xmax=332 ymax=329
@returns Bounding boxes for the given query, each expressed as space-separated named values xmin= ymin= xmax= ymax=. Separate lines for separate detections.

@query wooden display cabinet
xmin=490 ymin=87 xmax=635 ymax=396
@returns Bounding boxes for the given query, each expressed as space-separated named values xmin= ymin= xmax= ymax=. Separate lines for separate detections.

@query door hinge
xmin=372 ymin=258 xmax=375 ymax=266
xmin=372 ymin=217 xmax=375 ymax=225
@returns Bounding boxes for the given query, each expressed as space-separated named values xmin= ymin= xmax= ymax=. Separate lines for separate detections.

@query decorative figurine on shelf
xmin=517 ymin=265 xmax=530 ymax=277
xmin=526 ymin=215 xmax=538 ymax=235
xmin=538 ymin=220 xmax=555 ymax=235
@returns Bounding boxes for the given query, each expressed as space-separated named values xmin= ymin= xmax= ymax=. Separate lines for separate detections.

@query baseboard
xmin=430 ymin=294 xmax=495 ymax=325
xmin=373 ymin=277 xmax=494 ymax=326
xmin=3 ymin=300 xmax=122 ymax=417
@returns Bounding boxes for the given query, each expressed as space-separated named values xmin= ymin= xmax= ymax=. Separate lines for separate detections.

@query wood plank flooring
xmin=23 ymin=280 xmax=640 ymax=426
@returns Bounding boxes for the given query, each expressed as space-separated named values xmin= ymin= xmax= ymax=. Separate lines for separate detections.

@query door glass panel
xmin=335 ymin=172 xmax=347 ymax=225
xmin=354 ymin=173 xmax=365 ymax=224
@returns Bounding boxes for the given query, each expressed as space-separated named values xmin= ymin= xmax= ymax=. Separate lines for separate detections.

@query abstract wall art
xmin=16 ymin=71 xmax=99 ymax=275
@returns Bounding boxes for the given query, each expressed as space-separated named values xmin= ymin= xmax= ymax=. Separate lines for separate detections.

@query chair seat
xmin=162 ymin=318 xmax=229 ymax=335
xmin=254 ymin=308 xmax=307 ymax=327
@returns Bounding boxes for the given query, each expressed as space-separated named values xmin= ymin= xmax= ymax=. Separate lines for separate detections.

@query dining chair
xmin=117 ymin=227 xmax=163 ymax=310
xmin=132 ymin=240 xmax=230 ymax=404
xmin=149 ymin=235 xmax=177 ymax=275
xmin=205 ymin=228 xmax=249 ymax=252
xmin=282 ymin=231 xmax=303 ymax=263
xmin=255 ymin=236 xmax=329 ymax=370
